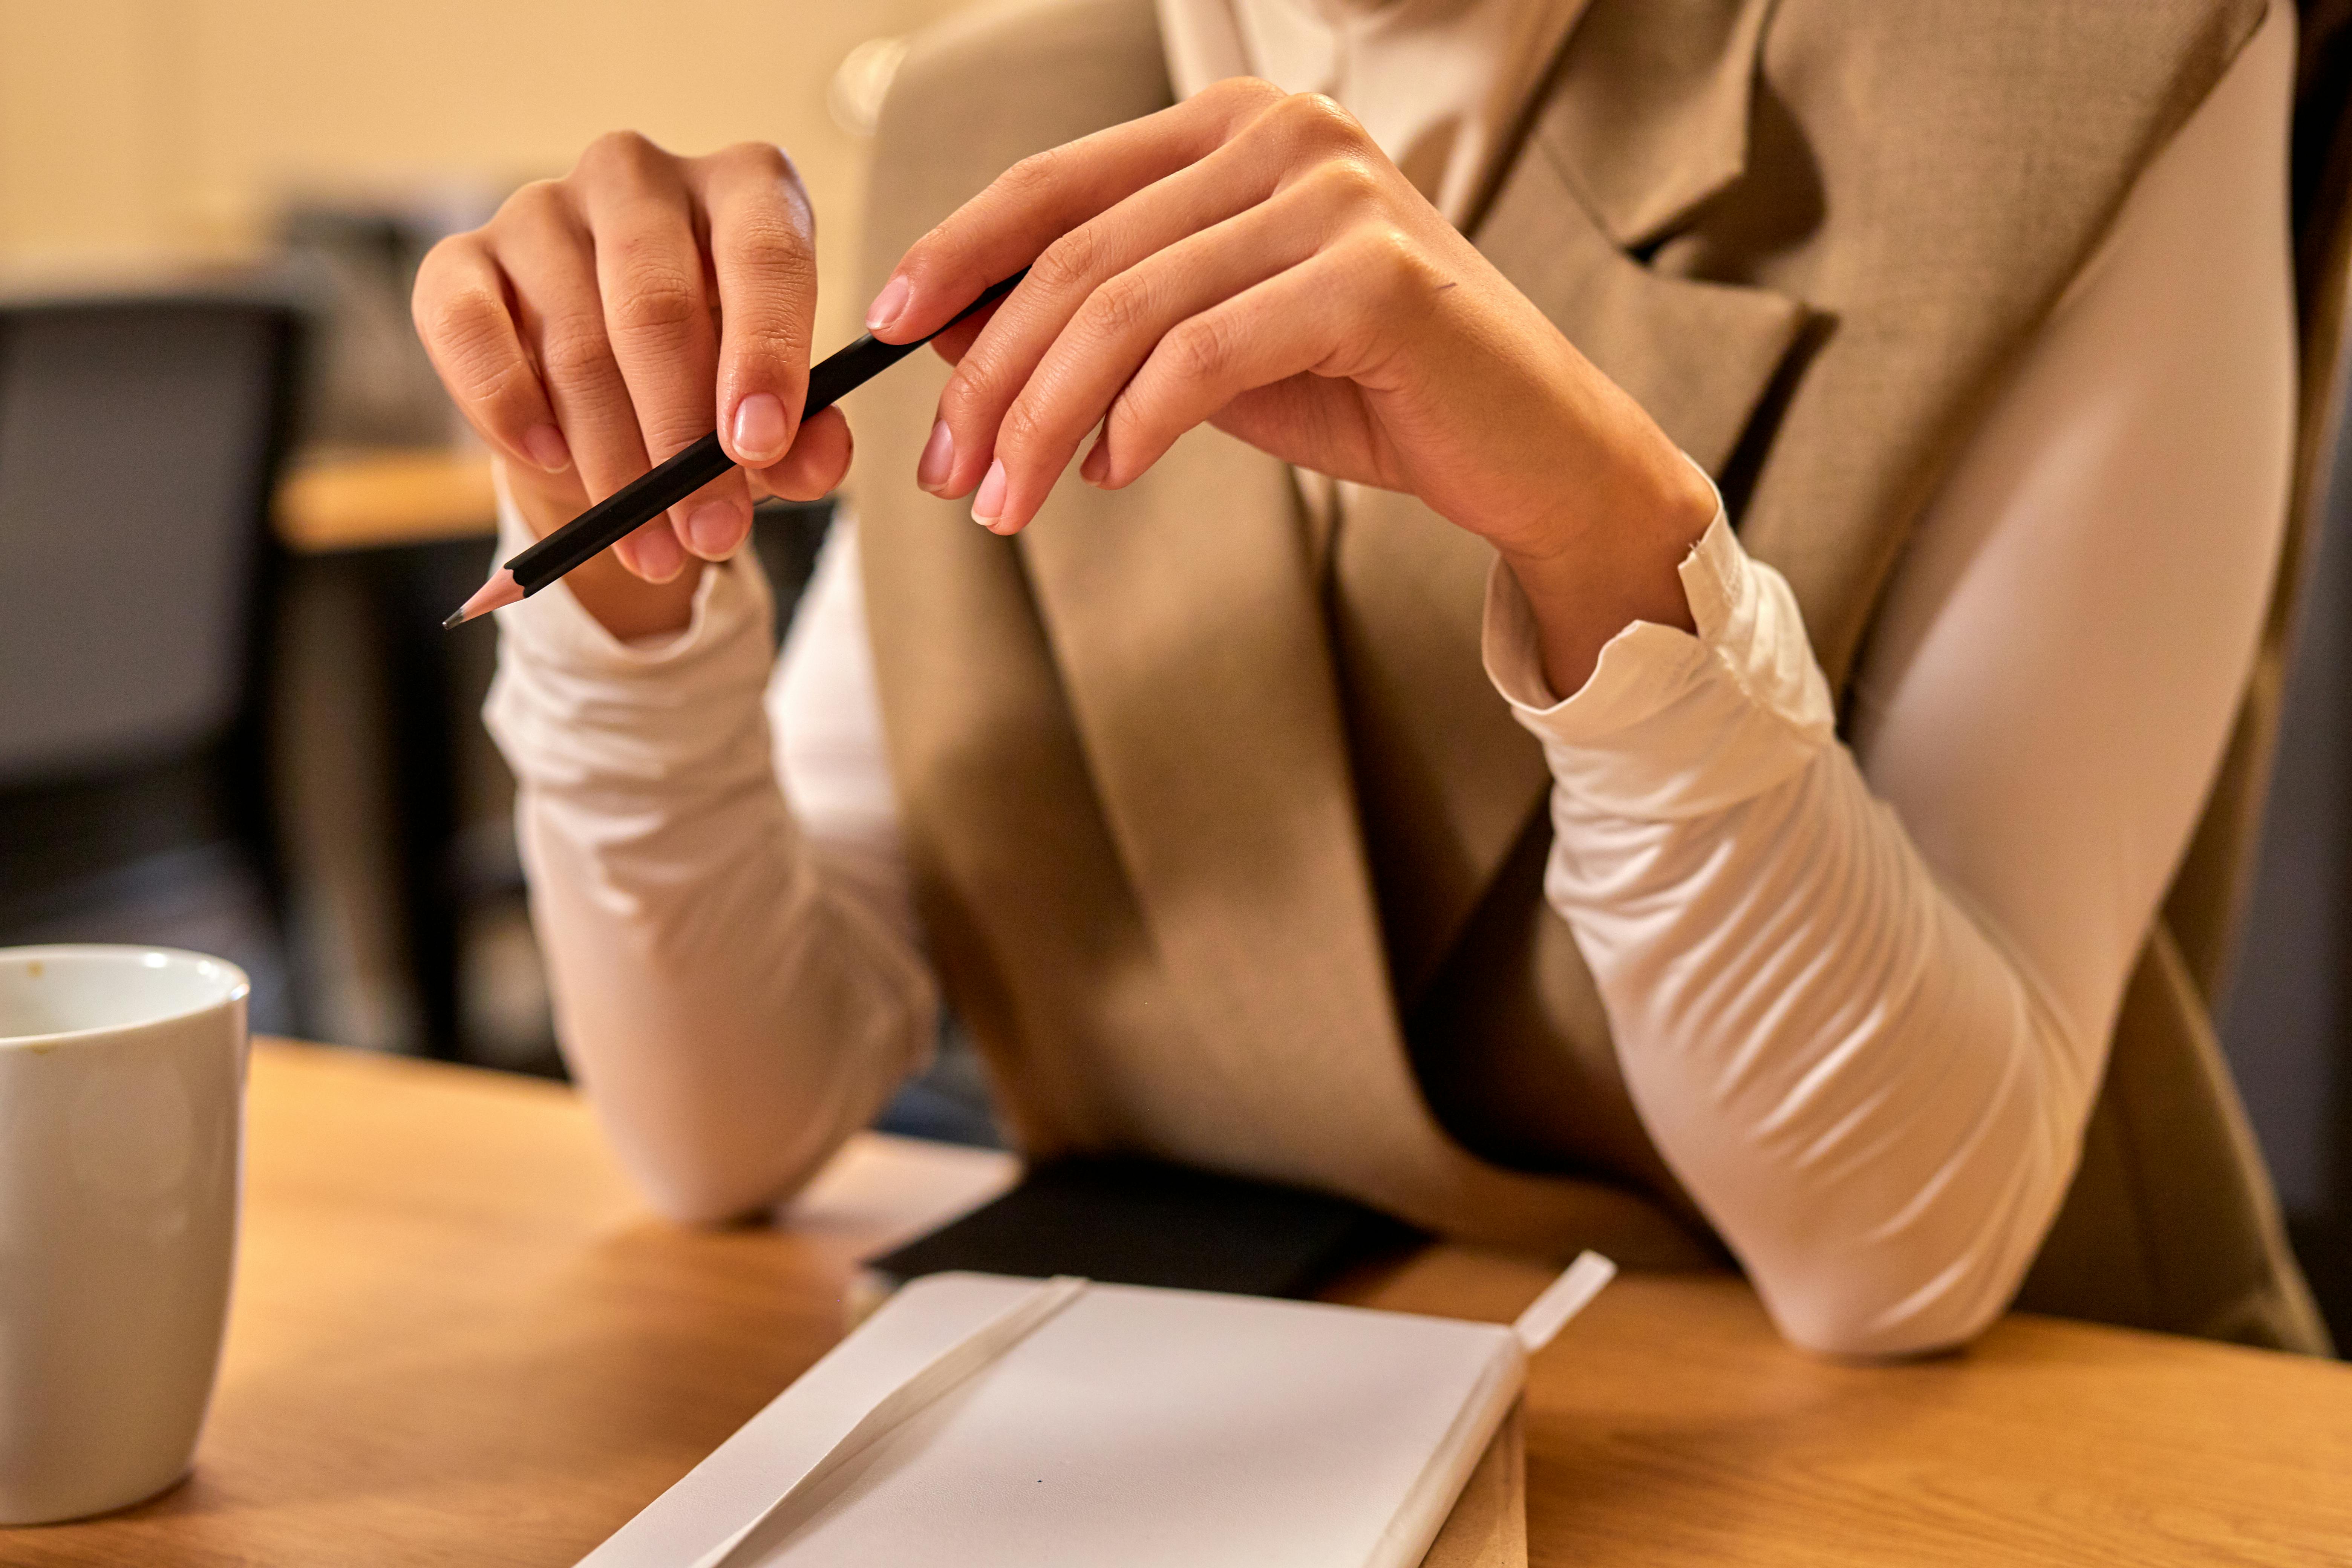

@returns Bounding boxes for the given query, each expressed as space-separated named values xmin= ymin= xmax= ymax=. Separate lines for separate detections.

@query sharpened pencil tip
xmin=444 ymin=568 xmax=525 ymax=631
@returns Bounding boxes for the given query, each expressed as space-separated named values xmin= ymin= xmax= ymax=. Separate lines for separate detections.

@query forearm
xmin=1524 ymin=0 xmax=2295 ymax=1352
xmin=485 ymin=494 xmax=934 ymax=1223
xmin=1490 ymin=523 xmax=2094 ymax=1357
xmin=1545 ymin=747 xmax=2088 ymax=1356
xmin=516 ymin=787 xmax=934 ymax=1223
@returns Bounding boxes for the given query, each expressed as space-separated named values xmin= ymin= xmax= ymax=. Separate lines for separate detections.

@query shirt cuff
xmin=1482 ymin=494 xmax=1836 ymax=821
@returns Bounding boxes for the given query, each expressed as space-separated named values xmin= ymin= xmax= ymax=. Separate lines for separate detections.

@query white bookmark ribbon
xmin=693 ymin=1274 xmax=1089 ymax=1568
xmin=1511 ymin=1251 xmax=1617 ymax=1352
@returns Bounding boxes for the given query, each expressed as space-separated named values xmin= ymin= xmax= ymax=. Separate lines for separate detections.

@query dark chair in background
xmin=0 ymin=293 xmax=303 ymax=1029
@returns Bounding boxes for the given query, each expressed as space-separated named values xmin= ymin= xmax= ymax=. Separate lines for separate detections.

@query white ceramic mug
xmin=0 ymin=945 xmax=249 ymax=1524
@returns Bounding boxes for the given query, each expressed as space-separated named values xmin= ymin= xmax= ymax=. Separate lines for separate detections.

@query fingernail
xmin=524 ymin=423 xmax=571 ymax=473
xmin=971 ymin=458 xmax=1006 ymax=527
xmin=686 ymin=501 xmax=742 ymax=559
xmin=628 ymin=525 xmax=685 ymax=582
xmin=866 ymin=274 xmax=911 ymax=333
xmin=916 ymin=419 xmax=954 ymax=491
xmin=1080 ymin=437 xmax=1108 ymax=486
xmin=731 ymin=393 xmax=788 ymax=464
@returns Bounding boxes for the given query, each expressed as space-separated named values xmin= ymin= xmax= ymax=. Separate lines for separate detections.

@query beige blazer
xmin=847 ymin=0 xmax=2327 ymax=1352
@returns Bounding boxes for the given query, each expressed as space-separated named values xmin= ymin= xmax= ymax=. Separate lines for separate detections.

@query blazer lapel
xmin=1329 ymin=6 xmax=1814 ymax=1003
xmin=1017 ymin=428 xmax=1416 ymax=1169
xmin=991 ymin=0 xmax=1807 ymax=1153
xmin=1483 ymin=133 xmax=1813 ymax=480
xmin=1526 ymin=0 xmax=1782 ymax=251
xmin=1019 ymin=0 xmax=1816 ymax=1068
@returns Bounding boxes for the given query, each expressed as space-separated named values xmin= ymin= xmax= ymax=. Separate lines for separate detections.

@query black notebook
xmin=864 ymin=1156 xmax=1421 ymax=1298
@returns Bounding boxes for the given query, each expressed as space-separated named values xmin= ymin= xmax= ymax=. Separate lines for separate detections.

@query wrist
xmin=1496 ymin=438 xmax=1716 ymax=699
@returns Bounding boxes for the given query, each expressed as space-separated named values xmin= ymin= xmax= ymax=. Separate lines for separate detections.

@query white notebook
xmin=577 ymin=1259 xmax=1611 ymax=1568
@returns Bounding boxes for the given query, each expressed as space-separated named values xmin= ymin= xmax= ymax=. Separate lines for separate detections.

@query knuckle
xmin=537 ymin=320 xmax=618 ymax=385
xmin=410 ymin=237 xmax=469 ymax=316
xmin=500 ymin=178 xmax=568 ymax=228
xmin=717 ymin=139 xmax=792 ymax=181
xmin=995 ymin=395 xmax=1052 ymax=456
xmin=424 ymin=291 xmax=530 ymax=406
xmin=900 ymin=219 xmax=950 ymax=280
xmin=713 ymin=141 xmax=813 ymax=221
xmin=466 ymin=354 xmax=539 ymax=418
xmin=1379 ymin=225 xmax=1430 ymax=277
xmin=1164 ymin=315 xmax=1231 ymax=383
xmin=725 ymin=301 xmax=801 ymax=352
xmin=996 ymin=150 xmax=1059 ymax=204
xmin=1031 ymin=223 xmax=1104 ymax=294
xmin=1206 ymin=75 xmax=1285 ymax=116
xmin=728 ymin=214 xmax=816 ymax=285
xmin=936 ymin=364 xmax=991 ymax=424
xmin=1102 ymin=395 xmax=1154 ymax=462
xmin=1349 ymin=227 xmax=1433 ymax=305
xmin=420 ymin=281 xmax=502 ymax=360
xmin=1312 ymin=155 xmax=1386 ymax=210
xmin=725 ymin=314 xmax=802 ymax=375
xmin=1082 ymin=271 xmax=1157 ymax=341
xmin=576 ymin=127 xmax=662 ymax=181
xmin=1272 ymin=91 xmax=1363 ymax=149
xmin=605 ymin=264 xmax=703 ymax=340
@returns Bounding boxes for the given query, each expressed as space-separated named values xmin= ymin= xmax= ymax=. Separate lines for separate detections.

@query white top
xmin=484 ymin=3 xmax=2296 ymax=1356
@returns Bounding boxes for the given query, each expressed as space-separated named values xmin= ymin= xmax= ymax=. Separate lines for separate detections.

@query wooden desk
xmin=5 ymin=1043 xmax=2346 ymax=1566
xmin=274 ymin=446 xmax=496 ymax=553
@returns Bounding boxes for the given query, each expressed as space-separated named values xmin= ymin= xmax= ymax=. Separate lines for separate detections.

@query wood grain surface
xmin=3 ymin=1042 xmax=2346 ymax=1566
xmin=1337 ymin=1250 xmax=2352 ymax=1567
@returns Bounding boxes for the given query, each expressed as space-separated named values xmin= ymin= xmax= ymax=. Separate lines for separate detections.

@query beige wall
xmin=0 ymin=0 xmax=970 ymax=345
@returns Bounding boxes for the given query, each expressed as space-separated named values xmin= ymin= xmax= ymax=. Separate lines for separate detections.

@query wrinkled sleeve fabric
xmin=483 ymin=500 xmax=935 ymax=1224
xmin=1484 ymin=0 xmax=2294 ymax=1356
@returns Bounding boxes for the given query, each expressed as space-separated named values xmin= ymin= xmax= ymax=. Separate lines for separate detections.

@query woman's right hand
xmin=413 ymin=132 xmax=850 ymax=639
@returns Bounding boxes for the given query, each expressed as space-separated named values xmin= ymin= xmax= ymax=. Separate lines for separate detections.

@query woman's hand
xmin=412 ymin=133 xmax=851 ymax=639
xmin=875 ymin=80 xmax=1717 ymax=692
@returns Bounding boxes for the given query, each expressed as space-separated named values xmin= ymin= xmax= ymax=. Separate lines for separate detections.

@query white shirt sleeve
xmin=482 ymin=495 xmax=936 ymax=1224
xmin=1487 ymin=0 xmax=2296 ymax=1355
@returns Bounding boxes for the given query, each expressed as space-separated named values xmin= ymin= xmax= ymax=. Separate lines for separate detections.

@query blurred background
xmin=0 ymin=0 xmax=945 ymax=346
xmin=1 ymin=0 xmax=2349 ymax=1346
xmin=0 ymin=0 xmax=988 ymax=1113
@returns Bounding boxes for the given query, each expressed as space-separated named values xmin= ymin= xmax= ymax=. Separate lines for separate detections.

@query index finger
xmin=867 ymin=77 xmax=1283 ymax=343
xmin=690 ymin=142 xmax=821 ymax=469
xmin=411 ymin=232 xmax=571 ymax=476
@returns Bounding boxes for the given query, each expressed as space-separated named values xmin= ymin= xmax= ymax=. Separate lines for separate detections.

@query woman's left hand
xmin=870 ymin=78 xmax=1718 ymax=690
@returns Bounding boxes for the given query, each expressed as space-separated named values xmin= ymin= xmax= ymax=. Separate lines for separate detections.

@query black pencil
xmin=443 ymin=269 xmax=1028 ymax=628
